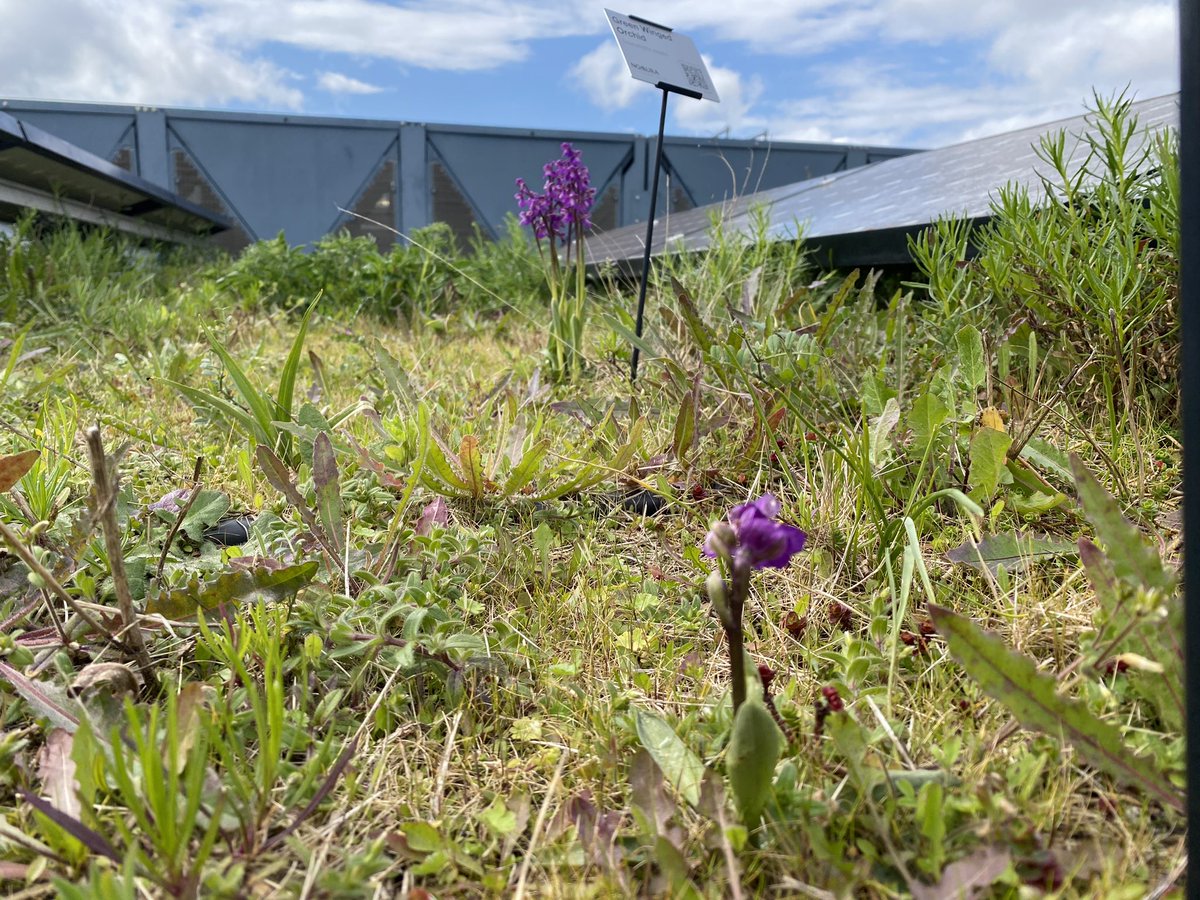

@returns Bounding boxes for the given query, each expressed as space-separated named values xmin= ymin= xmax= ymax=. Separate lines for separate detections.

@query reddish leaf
xmin=0 ymin=450 xmax=38 ymax=493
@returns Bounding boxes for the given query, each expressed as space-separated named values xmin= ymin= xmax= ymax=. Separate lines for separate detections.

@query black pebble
xmin=203 ymin=517 xmax=253 ymax=546
xmin=621 ymin=490 xmax=666 ymax=516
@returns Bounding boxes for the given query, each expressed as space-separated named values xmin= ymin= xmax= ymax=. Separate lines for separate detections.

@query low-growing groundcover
xmin=0 ymin=95 xmax=1186 ymax=897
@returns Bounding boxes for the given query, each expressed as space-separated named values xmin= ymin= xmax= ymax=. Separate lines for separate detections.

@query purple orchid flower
xmin=514 ymin=142 xmax=596 ymax=244
xmin=149 ymin=487 xmax=190 ymax=514
xmin=704 ymin=494 xmax=807 ymax=570
xmin=702 ymin=494 xmax=807 ymax=715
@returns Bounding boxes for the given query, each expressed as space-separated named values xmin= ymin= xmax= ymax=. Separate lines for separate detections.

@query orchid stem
xmin=727 ymin=561 xmax=751 ymax=714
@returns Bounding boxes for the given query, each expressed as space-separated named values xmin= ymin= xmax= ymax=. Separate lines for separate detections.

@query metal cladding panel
xmin=427 ymin=130 xmax=634 ymax=237
xmin=167 ymin=118 xmax=398 ymax=244
xmin=0 ymin=108 xmax=135 ymax=161
xmin=587 ymin=93 xmax=1181 ymax=267
xmin=661 ymin=142 xmax=839 ymax=207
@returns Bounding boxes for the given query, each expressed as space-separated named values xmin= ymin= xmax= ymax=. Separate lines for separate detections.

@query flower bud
xmin=703 ymin=521 xmax=736 ymax=562
xmin=706 ymin=570 xmax=732 ymax=627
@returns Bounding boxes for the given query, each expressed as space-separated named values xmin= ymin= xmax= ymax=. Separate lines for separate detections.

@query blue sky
xmin=0 ymin=1 xmax=1180 ymax=149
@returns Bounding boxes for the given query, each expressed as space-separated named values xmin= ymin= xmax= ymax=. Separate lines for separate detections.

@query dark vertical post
xmin=630 ymin=87 xmax=670 ymax=383
xmin=1180 ymin=0 xmax=1199 ymax=891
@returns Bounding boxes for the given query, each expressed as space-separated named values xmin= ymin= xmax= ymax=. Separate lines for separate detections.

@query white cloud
xmin=195 ymin=0 xmax=587 ymax=71
xmin=0 ymin=0 xmax=1180 ymax=145
xmin=0 ymin=0 xmax=303 ymax=109
xmin=568 ymin=42 xmax=645 ymax=111
xmin=317 ymin=71 xmax=385 ymax=94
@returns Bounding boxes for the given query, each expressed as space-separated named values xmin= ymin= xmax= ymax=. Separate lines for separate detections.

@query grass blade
xmin=277 ymin=295 xmax=319 ymax=424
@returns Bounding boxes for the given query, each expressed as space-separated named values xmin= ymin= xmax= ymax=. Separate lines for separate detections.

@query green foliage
xmin=912 ymin=92 xmax=1179 ymax=413
xmin=214 ymin=220 xmax=543 ymax=320
xmin=930 ymin=458 xmax=1184 ymax=815
xmin=0 ymin=92 xmax=1183 ymax=898
xmin=167 ymin=297 xmax=359 ymax=466
xmin=388 ymin=400 xmax=645 ymax=503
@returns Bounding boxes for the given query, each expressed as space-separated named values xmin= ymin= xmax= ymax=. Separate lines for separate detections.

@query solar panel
xmin=586 ymin=94 xmax=1180 ymax=268
xmin=0 ymin=111 xmax=228 ymax=243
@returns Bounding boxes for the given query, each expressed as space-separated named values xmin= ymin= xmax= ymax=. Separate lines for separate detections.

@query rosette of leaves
xmin=411 ymin=402 xmax=644 ymax=503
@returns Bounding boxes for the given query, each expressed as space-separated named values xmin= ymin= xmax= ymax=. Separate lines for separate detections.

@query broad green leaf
xmin=0 ymin=449 xmax=38 ymax=493
xmin=906 ymin=392 xmax=949 ymax=453
xmin=313 ymin=432 xmax=343 ymax=553
xmin=860 ymin=373 xmax=895 ymax=418
xmin=124 ymin=556 xmax=148 ymax=602
xmin=1070 ymin=455 xmax=1173 ymax=593
xmin=605 ymin=314 xmax=663 ymax=363
xmin=630 ymin=749 xmax=676 ymax=835
xmin=955 ymin=324 xmax=986 ymax=391
xmin=145 ymin=560 xmax=319 ymax=619
xmin=1008 ymin=490 xmax=1066 ymax=516
xmin=0 ymin=661 xmax=83 ymax=733
xmin=296 ymin=402 xmax=333 ymax=432
xmin=256 ymin=446 xmax=315 ymax=522
xmin=1019 ymin=435 xmax=1073 ymax=482
xmin=372 ymin=339 xmax=417 ymax=408
xmin=944 ymin=531 xmax=1077 ymax=577
xmin=532 ymin=522 xmax=554 ymax=575
xmin=1005 ymin=457 xmax=1054 ymax=495
xmin=1078 ymin=538 xmax=1122 ymax=620
xmin=181 ymin=490 xmax=230 ymax=542
xmin=969 ymin=427 xmax=1012 ymax=500
xmin=635 ymin=710 xmax=705 ymax=808
xmin=502 ymin=439 xmax=549 ymax=495
xmin=725 ymin=698 xmax=783 ymax=826
xmin=671 ymin=380 xmax=698 ymax=467
xmin=400 ymin=822 xmax=442 ymax=854
xmin=1080 ymin=538 xmax=1183 ymax=733
xmin=416 ymin=406 xmax=471 ymax=495
xmin=477 ymin=798 xmax=517 ymax=836
xmin=205 ymin=336 xmax=276 ymax=449
xmin=928 ymin=604 xmax=1182 ymax=812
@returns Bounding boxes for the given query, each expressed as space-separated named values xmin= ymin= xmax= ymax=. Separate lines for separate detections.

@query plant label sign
xmin=604 ymin=10 xmax=720 ymax=102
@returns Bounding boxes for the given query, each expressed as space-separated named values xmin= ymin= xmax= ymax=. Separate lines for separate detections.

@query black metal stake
xmin=630 ymin=86 xmax=670 ymax=383
xmin=1179 ymin=0 xmax=1198 ymax=891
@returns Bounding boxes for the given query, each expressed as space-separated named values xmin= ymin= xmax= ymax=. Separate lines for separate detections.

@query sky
xmin=0 ymin=0 xmax=1180 ymax=149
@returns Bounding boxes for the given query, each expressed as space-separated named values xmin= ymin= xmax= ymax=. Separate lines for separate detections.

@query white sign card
xmin=604 ymin=10 xmax=720 ymax=102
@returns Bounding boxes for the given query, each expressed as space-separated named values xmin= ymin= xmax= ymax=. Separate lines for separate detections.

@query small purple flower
xmin=704 ymin=494 xmax=807 ymax=570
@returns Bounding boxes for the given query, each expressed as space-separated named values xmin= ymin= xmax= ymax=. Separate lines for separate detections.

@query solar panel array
xmin=0 ymin=111 xmax=228 ymax=242
xmin=587 ymin=94 xmax=1180 ymax=268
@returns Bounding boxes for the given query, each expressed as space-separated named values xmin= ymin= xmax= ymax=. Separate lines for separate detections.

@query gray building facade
xmin=0 ymin=99 xmax=912 ymax=252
